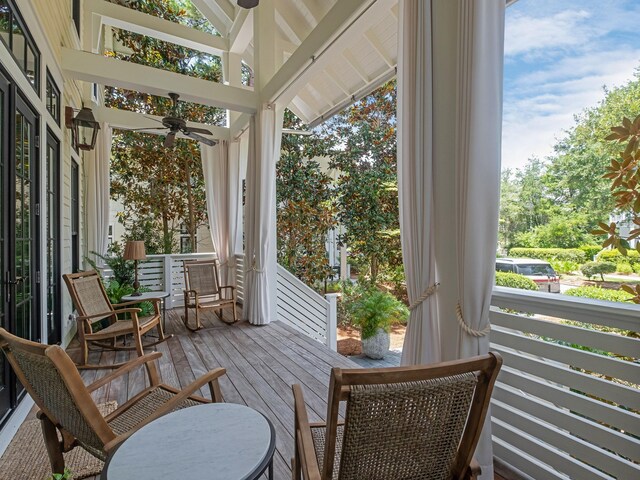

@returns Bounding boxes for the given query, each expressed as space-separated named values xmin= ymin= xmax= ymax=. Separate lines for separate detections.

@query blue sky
xmin=502 ymin=0 xmax=640 ymax=171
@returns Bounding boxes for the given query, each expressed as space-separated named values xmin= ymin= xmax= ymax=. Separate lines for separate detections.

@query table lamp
xmin=123 ymin=241 xmax=146 ymax=296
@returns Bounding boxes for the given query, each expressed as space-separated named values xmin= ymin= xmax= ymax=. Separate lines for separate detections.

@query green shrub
xmin=549 ymin=260 xmax=579 ymax=275
xmin=579 ymin=245 xmax=602 ymax=261
xmin=596 ymin=249 xmax=640 ymax=266
xmin=495 ymin=272 xmax=538 ymax=291
xmin=564 ymin=286 xmax=633 ymax=302
xmin=347 ymin=288 xmax=408 ymax=339
xmin=508 ymin=248 xmax=586 ymax=263
xmin=635 ymin=263 xmax=640 ymax=274
xmin=616 ymin=263 xmax=634 ymax=275
xmin=580 ymin=261 xmax=616 ymax=281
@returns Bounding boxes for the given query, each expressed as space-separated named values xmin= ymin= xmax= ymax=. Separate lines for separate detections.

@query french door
xmin=0 ymin=69 xmax=40 ymax=423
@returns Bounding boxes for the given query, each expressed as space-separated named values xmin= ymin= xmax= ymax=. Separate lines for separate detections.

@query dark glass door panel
xmin=46 ymin=131 xmax=60 ymax=344
xmin=0 ymin=71 xmax=9 ymax=421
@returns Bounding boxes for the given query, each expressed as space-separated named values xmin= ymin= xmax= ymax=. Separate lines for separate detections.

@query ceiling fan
xmin=237 ymin=0 xmax=259 ymax=8
xmin=128 ymin=92 xmax=217 ymax=148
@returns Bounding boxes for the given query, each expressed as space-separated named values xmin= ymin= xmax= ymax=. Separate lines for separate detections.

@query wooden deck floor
xmin=66 ymin=307 xmax=358 ymax=480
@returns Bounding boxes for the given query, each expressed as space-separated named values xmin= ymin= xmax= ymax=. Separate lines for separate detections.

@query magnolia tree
xmin=593 ymin=114 xmax=640 ymax=303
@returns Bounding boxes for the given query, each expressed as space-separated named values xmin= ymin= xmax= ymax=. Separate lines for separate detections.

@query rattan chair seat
xmin=107 ymin=387 xmax=203 ymax=438
xmin=311 ymin=425 xmax=344 ymax=480
xmin=97 ymin=316 xmax=155 ymax=336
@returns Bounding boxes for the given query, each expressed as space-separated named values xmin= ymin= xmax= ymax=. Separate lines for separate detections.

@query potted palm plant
xmin=348 ymin=288 xmax=408 ymax=359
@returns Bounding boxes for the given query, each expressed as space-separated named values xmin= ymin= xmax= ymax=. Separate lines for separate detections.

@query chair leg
xmin=40 ymin=414 xmax=65 ymax=475
xmin=232 ymin=302 xmax=238 ymax=323
xmin=133 ymin=329 xmax=145 ymax=357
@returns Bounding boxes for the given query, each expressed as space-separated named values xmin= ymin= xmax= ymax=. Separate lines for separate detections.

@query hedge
xmin=579 ymin=245 xmax=603 ymax=260
xmin=508 ymin=248 xmax=586 ymax=263
xmin=564 ymin=286 xmax=633 ymax=303
xmin=596 ymin=249 xmax=640 ymax=266
xmin=495 ymin=272 xmax=538 ymax=291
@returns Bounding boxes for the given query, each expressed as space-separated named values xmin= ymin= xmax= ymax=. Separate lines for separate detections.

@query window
xmin=72 ymin=0 xmax=80 ymax=35
xmin=107 ymin=224 xmax=113 ymax=247
xmin=0 ymin=0 xmax=40 ymax=92
xmin=180 ymin=224 xmax=193 ymax=253
xmin=45 ymin=70 xmax=60 ymax=124
xmin=71 ymin=161 xmax=79 ymax=273
xmin=46 ymin=131 xmax=61 ymax=343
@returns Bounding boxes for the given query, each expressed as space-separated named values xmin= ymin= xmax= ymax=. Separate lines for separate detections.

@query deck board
xmin=70 ymin=307 xmax=363 ymax=480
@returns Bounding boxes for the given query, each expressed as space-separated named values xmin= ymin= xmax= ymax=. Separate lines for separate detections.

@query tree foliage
xmin=324 ymin=80 xmax=401 ymax=281
xmin=500 ymin=70 xmax=640 ymax=253
xmin=276 ymin=110 xmax=337 ymax=285
xmin=105 ymin=0 xmax=224 ymax=253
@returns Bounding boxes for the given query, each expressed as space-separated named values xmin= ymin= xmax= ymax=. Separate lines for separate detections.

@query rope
xmin=408 ymin=283 xmax=440 ymax=311
xmin=455 ymin=303 xmax=490 ymax=337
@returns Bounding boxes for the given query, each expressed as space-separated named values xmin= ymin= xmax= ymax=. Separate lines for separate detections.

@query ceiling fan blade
xmin=184 ymin=131 xmax=217 ymax=146
xmin=164 ymin=131 xmax=177 ymax=148
xmin=120 ymin=126 xmax=168 ymax=132
xmin=183 ymin=126 xmax=213 ymax=135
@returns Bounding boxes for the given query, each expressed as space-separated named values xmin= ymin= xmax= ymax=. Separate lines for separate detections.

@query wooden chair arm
xmin=293 ymin=384 xmax=322 ymax=480
xmin=75 ymin=311 xmax=120 ymax=321
xmin=219 ymin=285 xmax=235 ymax=292
xmin=86 ymin=352 xmax=162 ymax=393
xmin=103 ymin=368 xmax=227 ymax=453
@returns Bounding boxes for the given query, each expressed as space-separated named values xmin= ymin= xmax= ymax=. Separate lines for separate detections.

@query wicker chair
xmin=292 ymin=352 xmax=502 ymax=480
xmin=63 ymin=270 xmax=171 ymax=369
xmin=0 ymin=328 xmax=226 ymax=476
xmin=182 ymin=259 xmax=238 ymax=331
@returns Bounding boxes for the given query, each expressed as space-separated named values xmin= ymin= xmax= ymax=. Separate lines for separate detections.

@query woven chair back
xmin=184 ymin=260 xmax=221 ymax=296
xmin=0 ymin=331 xmax=110 ymax=459
xmin=65 ymin=272 xmax=113 ymax=320
xmin=338 ymin=373 xmax=477 ymax=480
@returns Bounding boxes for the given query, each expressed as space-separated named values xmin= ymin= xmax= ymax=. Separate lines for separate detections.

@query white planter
xmin=361 ymin=328 xmax=390 ymax=359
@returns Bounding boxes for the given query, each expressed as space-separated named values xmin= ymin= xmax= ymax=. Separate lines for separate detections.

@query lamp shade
xmin=123 ymin=241 xmax=147 ymax=261
xmin=72 ymin=107 xmax=100 ymax=151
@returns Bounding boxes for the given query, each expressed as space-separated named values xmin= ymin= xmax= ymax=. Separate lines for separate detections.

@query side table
xmin=101 ymin=403 xmax=276 ymax=480
xmin=121 ymin=291 xmax=170 ymax=331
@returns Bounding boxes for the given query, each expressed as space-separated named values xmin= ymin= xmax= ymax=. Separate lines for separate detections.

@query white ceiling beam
xmin=342 ymin=49 xmax=370 ymax=83
xmin=229 ymin=112 xmax=250 ymax=139
xmin=95 ymin=106 xmax=230 ymax=140
xmin=263 ymin=0 xmax=394 ymax=106
xmin=211 ymin=0 xmax=236 ymax=25
xmin=274 ymin=6 xmax=309 ymax=46
xmin=62 ymin=48 xmax=257 ymax=113
xmin=86 ymin=0 xmax=228 ymax=56
xmin=364 ymin=30 xmax=394 ymax=68
xmin=190 ymin=0 xmax=232 ymax=37
xmin=229 ymin=8 xmax=252 ymax=54
xmin=324 ymin=67 xmax=351 ymax=97
xmin=275 ymin=10 xmax=302 ymax=45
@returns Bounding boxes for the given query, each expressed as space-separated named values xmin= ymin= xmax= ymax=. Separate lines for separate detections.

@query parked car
xmin=496 ymin=258 xmax=561 ymax=293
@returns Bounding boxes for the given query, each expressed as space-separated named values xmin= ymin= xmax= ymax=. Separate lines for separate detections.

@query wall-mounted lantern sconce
xmin=65 ymin=106 xmax=100 ymax=151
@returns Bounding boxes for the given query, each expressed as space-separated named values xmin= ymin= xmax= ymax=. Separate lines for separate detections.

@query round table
xmin=102 ymin=403 xmax=276 ymax=480
xmin=121 ymin=291 xmax=169 ymax=330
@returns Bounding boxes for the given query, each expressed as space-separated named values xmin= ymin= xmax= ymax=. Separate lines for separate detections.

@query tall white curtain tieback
xmin=408 ymin=283 xmax=440 ymax=311
xmin=455 ymin=303 xmax=491 ymax=337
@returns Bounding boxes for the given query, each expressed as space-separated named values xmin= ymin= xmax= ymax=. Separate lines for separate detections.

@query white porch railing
xmin=98 ymin=253 xmax=337 ymax=350
xmin=276 ymin=264 xmax=338 ymax=350
xmin=490 ymin=286 xmax=640 ymax=480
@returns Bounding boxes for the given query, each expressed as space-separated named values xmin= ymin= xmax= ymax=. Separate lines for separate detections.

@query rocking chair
xmin=182 ymin=259 xmax=238 ymax=331
xmin=63 ymin=270 xmax=172 ymax=369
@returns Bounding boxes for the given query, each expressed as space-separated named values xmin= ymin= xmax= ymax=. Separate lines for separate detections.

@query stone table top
xmin=102 ymin=403 xmax=275 ymax=480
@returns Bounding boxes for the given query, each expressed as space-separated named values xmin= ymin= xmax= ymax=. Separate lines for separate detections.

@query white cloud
xmin=502 ymin=48 xmax=640 ymax=170
xmin=505 ymin=9 xmax=596 ymax=57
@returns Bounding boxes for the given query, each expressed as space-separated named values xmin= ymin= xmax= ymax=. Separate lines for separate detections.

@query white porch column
xmin=399 ymin=1 xmax=505 ymax=478
xmin=85 ymin=123 xmax=112 ymax=262
xmin=227 ymin=137 xmax=243 ymax=287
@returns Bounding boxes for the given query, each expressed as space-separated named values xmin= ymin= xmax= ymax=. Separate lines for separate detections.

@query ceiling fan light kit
xmin=238 ymin=0 xmax=259 ymax=8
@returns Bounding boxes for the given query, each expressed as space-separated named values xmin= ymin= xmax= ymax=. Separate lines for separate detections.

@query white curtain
xmin=453 ymin=2 xmax=504 ymax=477
xmin=86 ymin=123 xmax=112 ymax=262
xmin=226 ymin=137 xmax=244 ymax=287
xmin=244 ymin=105 xmax=284 ymax=325
xmin=397 ymin=1 xmax=505 ymax=478
xmin=398 ymin=0 xmax=440 ymax=366
xmin=201 ymin=141 xmax=230 ymax=283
